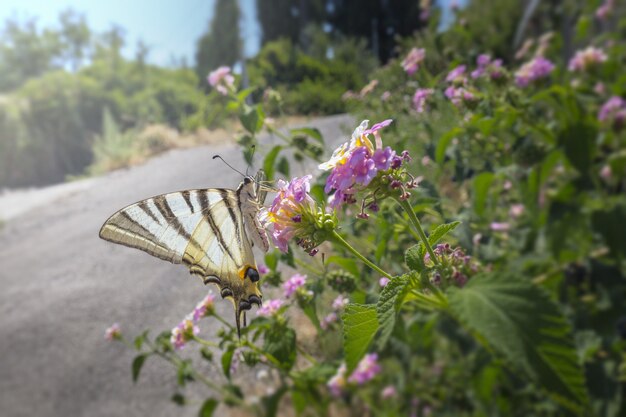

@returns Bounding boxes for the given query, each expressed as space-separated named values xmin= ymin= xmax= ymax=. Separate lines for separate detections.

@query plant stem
xmin=330 ymin=230 xmax=393 ymax=279
xmin=395 ymin=197 xmax=439 ymax=265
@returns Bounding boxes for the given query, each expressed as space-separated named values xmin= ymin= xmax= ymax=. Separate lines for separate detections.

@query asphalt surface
xmin=0 ymin=114 xmax=354 ymax=417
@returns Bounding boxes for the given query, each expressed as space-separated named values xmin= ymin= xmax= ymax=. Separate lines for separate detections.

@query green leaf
xmin=240 ymin=105 xmax=259 ymax=134
xmin=131 ymin=353 xmax=149 ymax=383
xmin=264 ymin=251 xmax=279 ymax=270
xmin=221 ymin=347 xmax=235 ymax=379
xmin=558 ymin=122 xmax=596 ymax=173
xmin=171 ymin=393 xmax=186 ymax=406
xmin=133 ymin=330 xmax=148 ymax=350
xmin=342 ymin=303 xmax=379 ymax=372
xmin=264 ymin=326 xmax=297 ymax=371
xmin=376 ymin=274 xmax=411 ymax=349
xmin=436 ymin=127 xmax=463 ymax=164
xmin=237 ymin=87 xmax=256 ymax=103
xmin=198 ymin=398 xmax=218 ymax=417
xmin=290 ymin=127 xmax=324 ymax=144
xmin=448 ymin=273 xmax=588 ymax=412
xmin=277 ymin=157 xmax=290 ymax=177
xmin=591 ymin=204 xmax=626 ymax=257
xmin=427 ymin=221 xmax=461 ymax=246
xmin=263 ymin=145 xmax=282 ymax=181
xmin=405 ymin=244 xmax=426 ymax=272
xmin=326 ymin=256 xmax=360 ymax=277
xmin=472 ymin=172 xmax=495 ymax=217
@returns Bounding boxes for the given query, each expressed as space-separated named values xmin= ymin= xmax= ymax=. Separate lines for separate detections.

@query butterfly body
xmin=99 ymin=172 xmax=269 ymax=336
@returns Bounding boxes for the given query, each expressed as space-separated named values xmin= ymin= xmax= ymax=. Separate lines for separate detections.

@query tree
xmin=0 ymin=17 xmax=63 ymax=91
xmin=195 ymin=0 xmax=241 ymax=83
xmin=256 ymin=0 xmax=326 ymax=46
xmin=58 ymin=9 xmax=90 ymax=72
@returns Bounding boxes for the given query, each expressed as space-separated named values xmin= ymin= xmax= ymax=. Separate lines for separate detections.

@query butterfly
xmin=99 ymin=170 xmax=270 ymax=337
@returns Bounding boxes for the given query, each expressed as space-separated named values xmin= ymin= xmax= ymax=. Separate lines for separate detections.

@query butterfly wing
xmin=99 ymin=188 xmax=262 ymax=335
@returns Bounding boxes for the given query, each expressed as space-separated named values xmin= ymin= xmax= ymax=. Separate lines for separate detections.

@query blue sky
xmin=0 ymin=0 xmax=462 ymax=68
xmin=0 ymin=0 xmax=261 ymax=66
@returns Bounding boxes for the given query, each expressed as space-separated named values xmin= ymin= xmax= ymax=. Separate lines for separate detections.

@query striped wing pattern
xmin=99 ymin=189 xmax=254 ymax=281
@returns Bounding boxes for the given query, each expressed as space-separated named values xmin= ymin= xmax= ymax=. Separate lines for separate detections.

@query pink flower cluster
xmin=321 ymin=295 xmax=349 ymax=329
xmin=471 ymin=54 xmax=503 ymax=79
xmin=283 ymin=273 xmax=307 ymax=298
xmin=401 ymin=48 xmax=426 ymax=75
xmin=170 ymin=317 xmax=199 ymax=350
xmin=104 ymin=323 xmax=121 ymax=341
xmin=413 ymin=88 xmax=434 ymax=113
xmin=192 ymin=292 xmax=215 ymax=321
xmin=169 ymin=291 xmax=214 ymax=350
xmin=207 ymin=66 xmax=235 ymax=95
xmin=515 ymin=56 xmax=555 ymax=87
xmin=596 ymin=0 xmax=615 ymax=20
xmin=327 ymin=353 xmax=381 ymax=396
xmin=256 ymin=299 xmax=284 ymax=317
xmin=598 ymin=96 xmax=626 ymax=130
xmin=260 ymin=175 xmax=316 ymax=252
xmin=568 ymin=47 xmax=607 ymax=72
xmin=320 ymin=120 xmax=405 ymax=208
xmin=424 ymin=244 xmax=478 ymax=288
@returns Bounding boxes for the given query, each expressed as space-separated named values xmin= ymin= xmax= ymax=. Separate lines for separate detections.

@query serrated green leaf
xmin=447 ymin=273 xmax=588 ymax=412
xmin=264 ymin=326 xmax=296 ymax=371
xmin=131 ymin=353 xmax=149 ymax=383
xmin=405 ymin=243 xmax=426 ymax=272
xmin=436 ymin=127 xmax=463 ymax=163
xmin=472 ymin=172 xmax=494 ymax=217
xmin=263 ymin=145 xmax=282 ymax=181
xmin=428 ymin=221 xmax=461 ymax=246
xmin=376 ymin=274 xmax=411 ymax=349
xmin=342 ymin=303 xmax=379 ymax=372
xmin=198 ymin=398 xmax=218 ymax=417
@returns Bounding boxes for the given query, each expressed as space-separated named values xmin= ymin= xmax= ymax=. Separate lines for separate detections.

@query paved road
xmin=0 ymin=114 xmax=354 ymax=417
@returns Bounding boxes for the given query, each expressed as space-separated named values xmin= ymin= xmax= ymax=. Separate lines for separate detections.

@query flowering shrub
xmin=106 ymin=3 xmax=626 ymax=416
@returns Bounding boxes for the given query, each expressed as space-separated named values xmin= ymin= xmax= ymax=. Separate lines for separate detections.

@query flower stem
xmin=395 ymin=197 xmax=439 ymax=265
xmin=330 ymin=231 xmax=393 ymax=279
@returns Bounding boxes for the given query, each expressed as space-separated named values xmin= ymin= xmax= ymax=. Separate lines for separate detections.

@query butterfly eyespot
xmin=246 ymin=267 xmax=260 ymax=282
xmin=239 ymin=301 xmax=252 ymax=311
xmin=248 ymin=295 xmax=262 ymax=306
xmin=221 ymin=288 xmax=233 ymax=299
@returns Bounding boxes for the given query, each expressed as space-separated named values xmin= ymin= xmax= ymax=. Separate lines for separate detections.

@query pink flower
xmin=509 ymin=204 xmax=525 ymax=218
xmin=600 ymin=165 xmax=612 ymax=181
xmin=258 ymin=264 xmax=269 ymax=275
xmin=332 ymin=295 xmax=349 ymax=310
xmin=401 ymin=48 xmax=426 ymax=75
xmin=490 ymin=222 xmax=511 ymax=232
xmin=192 ymin=292 xmax=215 ymax=321
xmin=260 ymin=175 xmax=316 ymax=252
xmin=382 ymin=385 xmax=397 ymax=399
xmin=596 ymin=0 xmax=615 ymax=20
xmin=104 ymin=323 xmax=121 ymax=341
xmin=349 ymin=147 xmax=377 ymax=186
xmin=445 ymin=86 xmax=477 ymax=107
xmin=598 ymin=96 xmax=626 ymax=130
xmin=568 ymin=47 xmax=608 ymax=72
xmin=256 ymin=299 xmax=284 ymax=317
xmin=381 ymin=91 xmax=391 ymax=101
xmin=515 ymin=57 xmax=555 ymax=87
xmin=348 ymin=353 xmax=381 ymax=384
xmin=283 ymin=273 xmax=307 ymax=298
xmin=446 ymin=65 xmax=466 ymax=83
xmin=327 ymin=364 xmax=347 ymax=397
xmin=170 ymin=316 xmax=199 ymax=350
xmin=207 ymin=66 xmax=235 ymax=95
xmin=320 ymin=312 xmax=338 ymax=330
xmin=413 ymin=88 xmax=434 ymax=113
xmin=379 ymin=277 xmax=390 ymax=287
xmin=360 ymin=79 xmax=379 ymax=96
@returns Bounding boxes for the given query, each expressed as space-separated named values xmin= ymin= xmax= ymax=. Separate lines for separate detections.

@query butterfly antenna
xmin=212 ymin=155 xmax=246 ymax=178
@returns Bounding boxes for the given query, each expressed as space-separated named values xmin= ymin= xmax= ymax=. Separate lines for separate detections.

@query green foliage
xmin=448 ymin=273 xmax=588 ymax=412
xmin=341 ymin=304 xmax=379 ymax=372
